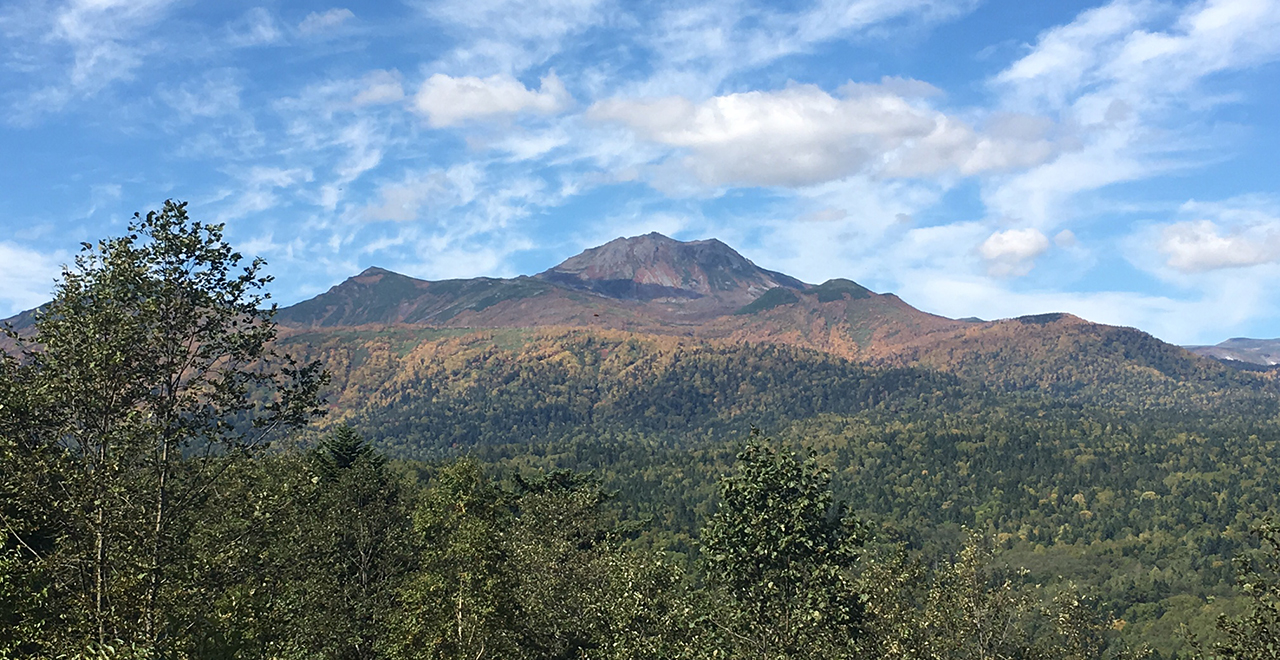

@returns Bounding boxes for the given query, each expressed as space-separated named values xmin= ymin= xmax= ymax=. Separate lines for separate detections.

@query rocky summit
xmin=535 ymin=232 xmax=806 ymax=303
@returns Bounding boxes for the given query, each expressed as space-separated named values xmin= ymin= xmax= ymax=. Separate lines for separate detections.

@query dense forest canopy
xmin=3 ymin=202 xmax=1280 ymax=659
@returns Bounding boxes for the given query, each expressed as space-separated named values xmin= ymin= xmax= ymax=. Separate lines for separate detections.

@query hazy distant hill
xmin=1185 ymin=337 xmax=1280 ymax=368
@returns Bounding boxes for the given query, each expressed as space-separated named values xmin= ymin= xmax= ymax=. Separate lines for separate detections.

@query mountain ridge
xmin=3 ymin=232 xmax=1249 ymax=374
xmin=1185 ymin=337 xmax=1280 ymax=368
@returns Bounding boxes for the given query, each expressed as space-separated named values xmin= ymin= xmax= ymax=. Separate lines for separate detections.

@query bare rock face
xmin=535 ymin=233 xmax=807 ymax=303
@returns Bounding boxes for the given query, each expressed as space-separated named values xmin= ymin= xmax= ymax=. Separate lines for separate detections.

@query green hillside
xmin=274 ymin=324 xmax=1280 ymax=655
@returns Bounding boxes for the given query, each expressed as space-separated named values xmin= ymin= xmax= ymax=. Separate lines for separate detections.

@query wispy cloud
xmin=0 ymin=242 xmax=66 ymax=312
xmin=225 ymin=7 xmax=282 ymax=48
xmin=0 ymin=0 xmax=180 ymax=121
xmin=157 ymin=69 xmax=242 ymax=121
xmin=419 ymin=0 xmax=608 ymax=75
xmin=298 ymin=8 xmax=355 ymax=35
xmin=983 ymin=0 xmax=1280 ymax=229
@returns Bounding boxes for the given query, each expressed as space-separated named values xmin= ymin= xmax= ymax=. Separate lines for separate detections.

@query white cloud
xmin=353 ymin=70 xmax=404 ymax=106
xmin=995 ymin=1 xmax=1149 ymax=112
xmin=800 ymin=208 xmax=850 ymax=223
xmin=485 ymin=128 xmax=572 ymax=161
xmin=213 ymin=166 xmax=313 ymax=221
xmin=1158 ymin=220 xmax=1280 ymax=272
xmin=1145 ymin=198 xmax=1280 ymax=273
xmin=298 ymin=8 xmax=354 ymax=35
xmin=362 ymin=165 xmax=484 ymax=222
xmin=992 ymin=0 xmax=1280 ymax=112
xmin=0 ymin=242 xmax=64 ymax=316
xmin=638 ymin=0 xmax=978 ymax=98
xmin=414 ymin=72 xmax=571 ymax=127
xmin=421 ymin=0 xmax=605 ymax=75
xmin=589 ymin=82 xmax=1058 ymax=188
xmin=893 ymin=270 xmax=1262 ymax=345
xmin=979 ymin=228 xmax=1050 ymax=277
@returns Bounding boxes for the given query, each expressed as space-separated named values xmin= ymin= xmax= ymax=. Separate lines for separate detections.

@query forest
xmin=4 ymin=203 xmax=1280 ymax=659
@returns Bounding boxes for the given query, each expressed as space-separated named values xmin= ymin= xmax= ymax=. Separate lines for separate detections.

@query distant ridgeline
xmin=9 ymin=232 xmax=1280 ymax=654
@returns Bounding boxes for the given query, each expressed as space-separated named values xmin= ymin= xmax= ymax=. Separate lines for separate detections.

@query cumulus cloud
xmin=589 ymin=82 xmax=1058 ymax=188
xmin=1148 ymin=199 xmax=1280 ymax=273
xmin=979 ymin=228 xmax=1050 ymax=277
xmin=413 ymin=72 xmax=570 ymax=127
xmin=1158 ymin=221 xmax=1280 ymax=272
xmin=298 ymin=8 xmax=354 ymax=35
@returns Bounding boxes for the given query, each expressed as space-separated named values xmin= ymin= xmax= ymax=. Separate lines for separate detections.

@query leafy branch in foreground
xmin=0 ymin=200 xmax=326 ymax=657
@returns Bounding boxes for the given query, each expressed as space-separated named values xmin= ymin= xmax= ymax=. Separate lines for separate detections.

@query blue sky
xmin=1 ymin=0 xmax=1278 ymax=345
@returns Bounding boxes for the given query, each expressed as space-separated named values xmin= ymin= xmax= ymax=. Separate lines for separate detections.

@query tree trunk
xmin=144 ymin=436 xmax=170 ymax=647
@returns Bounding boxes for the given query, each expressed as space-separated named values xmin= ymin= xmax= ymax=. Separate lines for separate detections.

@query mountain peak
xmin=536 ymin=233 xmax=806 ymax=302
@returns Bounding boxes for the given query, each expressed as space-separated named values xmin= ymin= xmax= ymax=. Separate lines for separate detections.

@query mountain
xmin=276 ymin=233 xmax=816 ymax=330
xmin=271 ymin=233 xmax=981 ymax=362
xmin=261 ymin=233 xmax=1269 ymax=416
xmin=0 ymin=307 xmax=37 ymax=353
xmin=11 ymin=232 xmax=1234 ymax=372
xmin=1185 ymin=337 xmax=1280 ymax=368
xmin=534 ymin=232 xmax=806 ymax=318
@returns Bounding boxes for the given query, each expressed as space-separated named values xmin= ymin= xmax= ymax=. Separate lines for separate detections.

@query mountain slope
xmin=275 ymin=267 xmax=564 ymax=328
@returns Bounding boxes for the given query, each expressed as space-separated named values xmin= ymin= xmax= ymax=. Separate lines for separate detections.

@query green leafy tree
xmin=391 ymin=461 xmax=523 ymax=660
xmin=0 ymin=200 xmax=325 ymax=657
xmin=1198 ymin=519 xmax=1280 ymax=659
xmin=857 ymin=531 xmax=1142 ymax=660
xmin=699 ymin=430 xmax=868 ymax=660
xmin=393 ymin=464 xmax=696 ymax=660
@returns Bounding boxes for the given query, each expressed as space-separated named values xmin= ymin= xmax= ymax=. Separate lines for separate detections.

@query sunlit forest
xmin=5 ymin=204 xmax=1280 ymax=659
